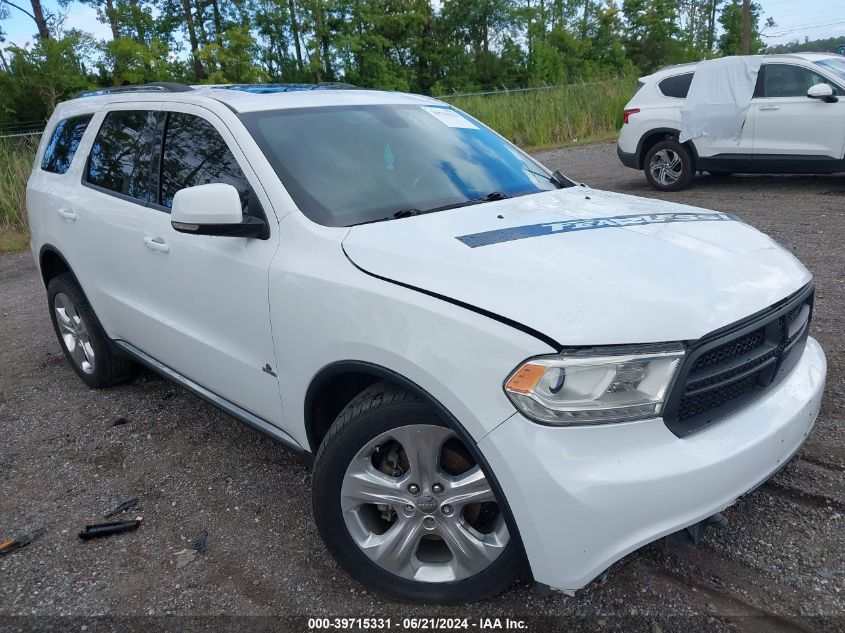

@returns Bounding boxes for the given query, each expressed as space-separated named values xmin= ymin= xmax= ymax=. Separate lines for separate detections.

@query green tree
xmin=717 ymin=0 xmax=767 ymax=55
xmin=198 ymin=25 xmax=266 ymax=82
xmin=622 ymin=0 xmax=690 ymax=71
xmin=0 ymin=32 xmax=94 ymax=120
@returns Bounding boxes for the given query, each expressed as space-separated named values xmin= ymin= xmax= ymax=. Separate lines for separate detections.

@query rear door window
xmin=41 ymin=114 xmax=93 ymax=174
xmin=86 ymin=110 xmax=158 ymax=202
xmin=658 ymin=73 xmax=694 ymax=98
xmin=158 ymin=112 xmax=252 ymax=212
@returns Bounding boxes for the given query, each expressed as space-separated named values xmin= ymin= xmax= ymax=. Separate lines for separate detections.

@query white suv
xmin=618 ymin=53 xmax=845 ymax=190
xmin=28 ymin=83 xmax=826 ymax=602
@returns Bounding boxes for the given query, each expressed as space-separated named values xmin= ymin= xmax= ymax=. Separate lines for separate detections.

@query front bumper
xmin=479 ymin=336 xmax=826 ymax=591
xmin=617 ymin=144 xmax=639 ymax=169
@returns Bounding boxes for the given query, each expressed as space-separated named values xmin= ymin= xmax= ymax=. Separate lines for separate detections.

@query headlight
xmin=504 ymin=348 xmax=685 ymax=425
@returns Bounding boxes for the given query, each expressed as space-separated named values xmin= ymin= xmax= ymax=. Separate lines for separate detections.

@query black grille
xmin=663 ymin=285 xmax=814 ymax=437
xmin=690 ymin=328 xmax=765 ymax=372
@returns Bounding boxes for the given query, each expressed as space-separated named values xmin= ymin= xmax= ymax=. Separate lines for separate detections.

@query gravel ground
xmin=1 ymin=142 xmax=843 ymax=632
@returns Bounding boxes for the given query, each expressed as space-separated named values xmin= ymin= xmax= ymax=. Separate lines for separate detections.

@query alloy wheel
xmin=649 ymin=149 xmax=683 ymax=186
xmin=54 ymin=292 xmax=96 ymax=375
xmin=340 ymin=424 xmax=509 ymax=583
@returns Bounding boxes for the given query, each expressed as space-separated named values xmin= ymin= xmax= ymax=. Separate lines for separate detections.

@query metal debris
xmin=79 ymin=517 xmax=143 ymax=540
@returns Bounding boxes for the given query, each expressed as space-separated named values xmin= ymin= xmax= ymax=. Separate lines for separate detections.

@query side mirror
xmin=807 ymin=83 xmax=838 ymax=103
xmin=171 ymin=183 xmax=266 ymax=238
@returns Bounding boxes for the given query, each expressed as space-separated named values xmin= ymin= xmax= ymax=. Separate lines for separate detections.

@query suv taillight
xmin=623 ymin=108 xmax=640 ymax=124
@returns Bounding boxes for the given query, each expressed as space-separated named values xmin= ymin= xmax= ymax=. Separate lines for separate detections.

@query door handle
xmin=758 ymin=105 xmax=780 ymax=111
xmin=57 ymin=208 xmax=77 ymax=221
xmin=143 ymin=237 xmax=171 ymax=253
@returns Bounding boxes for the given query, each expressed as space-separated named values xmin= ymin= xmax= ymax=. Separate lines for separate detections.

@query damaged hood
xmin=342 ymin=188 xmax=810 ymax=346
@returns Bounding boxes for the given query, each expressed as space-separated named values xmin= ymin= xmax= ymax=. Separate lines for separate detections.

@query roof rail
xmin=77 ymin=82 xmax=194 ymax=98
xmin=216 ymin=82 xmax=358 ymax=94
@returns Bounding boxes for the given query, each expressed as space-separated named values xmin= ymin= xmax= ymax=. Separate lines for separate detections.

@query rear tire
xmin=312 ymin=381 xmax=524 ymax=603
xmin=644 ymin=139 xmax=694 ymax=191
xmin=47 ymin=273 xmax=135 ymax=388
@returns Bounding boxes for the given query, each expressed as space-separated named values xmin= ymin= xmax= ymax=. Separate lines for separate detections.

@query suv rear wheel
xmin=644 ymin=139 xmax=694 ymax=191
xmin=312 ymin=381 xmax=523 ymax=602
xmin=47 ymin=273 xmax=135 ymax=388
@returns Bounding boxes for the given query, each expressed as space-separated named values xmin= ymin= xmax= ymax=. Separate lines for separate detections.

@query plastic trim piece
xmin=114 ymin=340 xmax=311 ymax=462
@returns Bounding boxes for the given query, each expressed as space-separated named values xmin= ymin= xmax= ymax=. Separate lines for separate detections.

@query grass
xmin=0 ymin=134 xmax=38 ymax=252
xmin=441 ymin=78 xmax=637 ymax=150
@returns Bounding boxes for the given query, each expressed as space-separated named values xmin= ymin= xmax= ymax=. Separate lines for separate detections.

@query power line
xmin=762 ymin=19 xmax=845 ymax=37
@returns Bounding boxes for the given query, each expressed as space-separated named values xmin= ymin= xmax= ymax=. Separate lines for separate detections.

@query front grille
xmin=663 ymin=285 xmax=814 ymax=437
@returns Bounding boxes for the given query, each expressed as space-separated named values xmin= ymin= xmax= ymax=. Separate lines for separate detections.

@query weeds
xmin=0 ymin=134 xmax=38 ymax=248
xmin=442 ymin=79 xmax=636 ymax=150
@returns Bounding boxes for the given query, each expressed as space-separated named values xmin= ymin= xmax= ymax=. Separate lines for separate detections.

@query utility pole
xmin=741 ymin=0 xmax=751 ymax=54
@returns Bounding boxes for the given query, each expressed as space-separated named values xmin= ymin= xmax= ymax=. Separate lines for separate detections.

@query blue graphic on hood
xmin=456 ymin=212 xmax=739 ymax=248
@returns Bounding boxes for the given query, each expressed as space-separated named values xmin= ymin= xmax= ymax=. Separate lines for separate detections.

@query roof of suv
xmin=61 ymin=83 xmax=440 ymax=116
xmin=645 ymin=52 xmax=842 ymax=81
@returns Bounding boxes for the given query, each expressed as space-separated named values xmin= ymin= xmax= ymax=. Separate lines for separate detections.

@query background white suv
xmin=28 ymin=83 xmax=826 ymax=602
xmin=618 ymin=53 xmax=845 ymax=190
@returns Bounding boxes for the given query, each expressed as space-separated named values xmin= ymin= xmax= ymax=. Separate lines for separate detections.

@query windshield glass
xmin=240 ymin=104 xmax=558 ymax=227
xmin=815 ymin=58 xmax=845 ymax=82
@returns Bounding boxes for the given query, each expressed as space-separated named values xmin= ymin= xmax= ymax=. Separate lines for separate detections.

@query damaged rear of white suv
xmin=28 ymin=85 xmax=826 ymax=603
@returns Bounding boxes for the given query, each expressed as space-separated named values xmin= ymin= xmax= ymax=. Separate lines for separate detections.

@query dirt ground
xmin=1 ymin=142 xmax=843 ymax=632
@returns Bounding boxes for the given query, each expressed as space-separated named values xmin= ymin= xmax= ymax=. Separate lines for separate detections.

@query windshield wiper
xmin=551 ymin=170 xmax=578 ymax=188
xmin=521 ymin=162 xmax=578 ymax=189
xmin=348 ymin=193 xmax=513 ymax=227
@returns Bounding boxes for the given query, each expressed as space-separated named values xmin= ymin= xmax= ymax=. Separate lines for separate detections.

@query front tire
xmin=644 ymin=139 xmax=694 ymax=191
xmin=47 ymin=273 xmax=135 ymax=388
xmin=312 ymin=382 xmax=523 ymax=603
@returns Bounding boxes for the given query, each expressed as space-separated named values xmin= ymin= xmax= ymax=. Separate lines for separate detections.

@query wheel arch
xmin=38 ymin=244 xmax=74 ymax=288
xmin=636 ymin=128 xmax=698 ymax=169
xmin=305 ymin=360 xmax=472 ymax=455
xmin=304 ymin=359 xmax=530 ymax=573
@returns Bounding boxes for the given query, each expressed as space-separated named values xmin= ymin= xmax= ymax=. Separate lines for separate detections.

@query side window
xmin=658 ymin=73 xmax=694 ymax=98
xmin=86 ymin=110 xmax=158 ymax=202
xmin=758 ymin=65 xmax=821 ymax=98
xmin=159 ymin=112 xmax=252 ymax=212
xmin=41 ymin=114 xmax=93 ymax=174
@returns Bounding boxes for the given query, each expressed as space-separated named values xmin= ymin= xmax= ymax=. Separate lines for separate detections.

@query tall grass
xmin=442 ymin=78 xmax=637 ymax=150
xmin=0 ymin=134 xmax=38 ymax=239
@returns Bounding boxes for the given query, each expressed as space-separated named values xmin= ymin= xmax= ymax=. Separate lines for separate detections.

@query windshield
xmin=240 ymin=104 xmax=559 ymax=227
xmin=815 ymin=58 xmax=845 ymax=82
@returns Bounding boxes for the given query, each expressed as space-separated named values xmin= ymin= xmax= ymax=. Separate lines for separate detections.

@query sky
xmin=0 ymin=0 xmax=844 ymax=53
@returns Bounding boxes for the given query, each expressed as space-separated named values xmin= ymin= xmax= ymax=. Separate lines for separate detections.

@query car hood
xmin=342 ymin=187 xmax=811 ymax=347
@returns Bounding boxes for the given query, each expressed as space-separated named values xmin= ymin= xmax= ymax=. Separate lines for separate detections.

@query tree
xmin=181 ymin=0 xmax=207 ymax=79
xmin=717 ymin=0 xmax=767 ymax=55
xmin=78 ymin=0 xmax=121 ymax=41
xmin=0 ymin=0 xmax=52 ymax=40
xmin=199 ymin=26 xmax=265 ymax=82
xmin=622 ymin=0 xmax=690 ymax=72
xmin=0 ymin=32 xmax=94 ymax=120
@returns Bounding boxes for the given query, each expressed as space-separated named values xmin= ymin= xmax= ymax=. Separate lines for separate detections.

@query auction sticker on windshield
xmin=421 ymin=106 xmax=479 ymax=129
